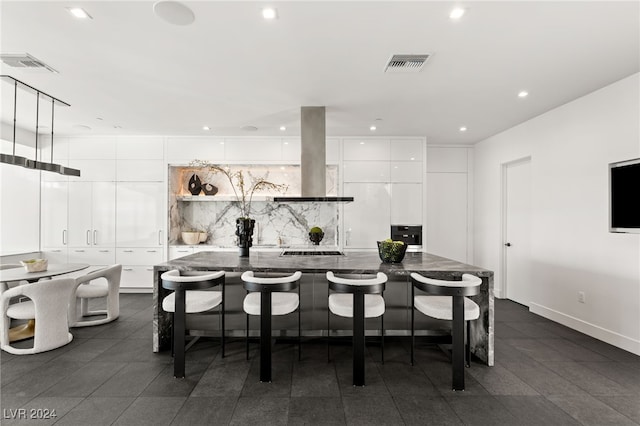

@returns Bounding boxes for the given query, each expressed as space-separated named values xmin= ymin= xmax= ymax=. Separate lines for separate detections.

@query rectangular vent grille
xmin=0 ymin=53 xmax=58 ymax=73
xmin=384 ymin=54 xmax=430 ymax=73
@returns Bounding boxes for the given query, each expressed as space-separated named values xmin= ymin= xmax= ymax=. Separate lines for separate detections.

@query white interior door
xmin=504 ymin=158 xmax=532 ymax=306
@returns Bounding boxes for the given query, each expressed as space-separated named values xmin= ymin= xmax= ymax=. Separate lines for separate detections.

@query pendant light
xmin=0 ymin=75 xmax=80 ymax=176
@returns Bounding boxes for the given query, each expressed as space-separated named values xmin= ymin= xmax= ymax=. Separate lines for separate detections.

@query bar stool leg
xmin=411 ymin=285 xmax=415 ymax=366
xmin=353 ymin=292 xmax=365 ymax=386
xmin=246 ymin=313 xmax=250 ymax=361
xmin=451 ymin=295 xmax=465 ymax=391
xmin=466 ymin=320 xmax=471 ymax=368
xmin=259 ymin=290 xmax=272 ymax=382
xmin=174 ymin=288 xmax=186 ymax=379
xmin=380 ymin=314 xmax=384 ymax=365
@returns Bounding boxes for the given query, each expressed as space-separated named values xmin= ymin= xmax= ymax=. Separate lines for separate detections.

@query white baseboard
xmin=529 ymin=302 xmax=640 ymax=356
xmin=119 ymin=288 xmax=152 ymax=294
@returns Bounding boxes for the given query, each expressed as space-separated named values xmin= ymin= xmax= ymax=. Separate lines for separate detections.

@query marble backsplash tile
xmin=169 ymin=164 xmax=340 ymax=247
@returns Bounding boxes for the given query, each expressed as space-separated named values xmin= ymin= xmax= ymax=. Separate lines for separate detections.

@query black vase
xmin=235 ymin=218 xmax=256 ymax=257
xmin=202 ymin=183 xmax=218 ymax=196
xmin=188 ymin=174 xmax=202 ymax=195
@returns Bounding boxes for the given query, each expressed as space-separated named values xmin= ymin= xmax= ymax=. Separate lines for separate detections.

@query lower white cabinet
xmin=42 ymin=248 xmax=68 ymax=263
xmin=116 ymin=248 xmax=163 ymax=290
xmin=169 ymin=246 xmax=194 ymax=260
xmin=68 ymin=247 xmax=116 ymax=266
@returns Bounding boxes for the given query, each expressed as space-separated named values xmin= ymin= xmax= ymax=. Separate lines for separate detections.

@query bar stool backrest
xmin=241 ymin=271 xmax=302 ymax=292
xmin=326 ymin=271 xmax=387 ymax=294
xmin=410 ymin=273 xmax=481 ymax=297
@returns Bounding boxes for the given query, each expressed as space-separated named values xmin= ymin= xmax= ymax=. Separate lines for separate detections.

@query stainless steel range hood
xmin=273 ymin=106 xmax=353 ymax=203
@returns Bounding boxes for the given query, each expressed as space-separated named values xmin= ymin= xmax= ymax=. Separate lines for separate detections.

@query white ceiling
xmin=1 ymin=1 xmax=638 ymax=144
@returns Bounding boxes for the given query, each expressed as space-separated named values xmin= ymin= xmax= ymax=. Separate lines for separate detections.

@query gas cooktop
xmin=281 ymin=250 xmax=344 ymax=256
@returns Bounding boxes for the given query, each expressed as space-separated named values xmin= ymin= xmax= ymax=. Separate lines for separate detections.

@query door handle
xmin=158 ymin=230 xmax=163 ymax=246
xmin=93 ymin=230 xmax=98 ymax=245
xmin=62 ymin=229 xmax=67 ymax=245
xmin=504 ymin=242 xmax=512 ymax=247
xmin=86 ymin=230 xmax=91 ymax=245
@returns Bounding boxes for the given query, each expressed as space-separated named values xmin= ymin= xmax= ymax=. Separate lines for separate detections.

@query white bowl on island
xmin=21 ymin=258 xmax=48 ymax=273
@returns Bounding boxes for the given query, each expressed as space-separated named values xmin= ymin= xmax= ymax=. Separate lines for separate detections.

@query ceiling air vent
xmin=384 ymin=54 xmax=430 ymax=73
xmin=0 ymin=53 xmax=58 ymax=73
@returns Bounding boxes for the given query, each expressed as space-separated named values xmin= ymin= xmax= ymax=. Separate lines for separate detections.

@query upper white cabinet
xmin=281 ymin=139 xmax=301 ymax=163
xmin=116 ymin=136 xmax=164 ymax=160
xmin=67 ymin=136 xmax=116 ymax=160
xmin=390 ymin=139 xmax=423 ymax=161
xmin=390 ymin=161 xmax=422 ymax=183
xmin=326 ymin=138 xmax=340 ymax=164
xmin=224 ymin=138 xmax=282 ymax=162
xmin=390 ymin=183 xmax=422 ymax=225
xmin=426 ymin=147 xmax=468 ymax=173
xmin=343 ymin=139 xmax=390 ymax=161
xmin=116 ymin=182 xmax=164 ymax=247
xmin=343 ymin=182 xmax=391 ymax=248
xmin=166 ymin=137 xmax=225 ymax=163
xmin=343 ymin=161 xmax=390 ymax=182
xmin=117 ymin=160 xmax=164 ymax=181
xmin=68 ymin=159 xmax=116 ymax=181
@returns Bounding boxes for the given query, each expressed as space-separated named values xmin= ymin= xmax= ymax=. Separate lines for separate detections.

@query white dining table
xmin=0 ymin=263 xmax=89 ymax=342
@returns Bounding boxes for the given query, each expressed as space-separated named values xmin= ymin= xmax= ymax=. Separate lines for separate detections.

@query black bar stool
xmin=241 ymin=270 xmax=302 ymax=383
xmin=410 ymin=272 xmax=481 ymax=391
xmin=326 ymin=271 xmax=387 ymax=386
xmin=161 ymin=269 xmax=225 ymax=378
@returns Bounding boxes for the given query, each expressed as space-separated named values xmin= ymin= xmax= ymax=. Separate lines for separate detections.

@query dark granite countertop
xmin=154 ymin=250 xmax=493 ymax=278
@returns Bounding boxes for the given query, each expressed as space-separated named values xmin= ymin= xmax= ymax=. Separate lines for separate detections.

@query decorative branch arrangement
xmin=190 ymin=160 xmax=288 ymax=218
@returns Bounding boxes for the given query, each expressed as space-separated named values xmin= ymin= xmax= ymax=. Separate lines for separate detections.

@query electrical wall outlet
xmin=578 ymin=291 xmax=586 ymax=304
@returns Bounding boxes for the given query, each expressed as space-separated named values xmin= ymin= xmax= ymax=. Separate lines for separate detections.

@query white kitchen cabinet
xmin=426 ymin=147 xmax=468 ymax=173
xmin=67 ymin=136 xmax=116 ymax=160
xmin=116 ymin=160 xmax=164 ymax=182
xmin=426 ymin=172 xmax=468 ymax=263
xmin=117 ymin=248 xmax=163 ymax=290
xmin=391 ymin=183 xmax=423 ymax=225
xmin=390 ymin=139 xmax=423 ymax=161
xmin=343 ymin=139 xmax=390 ymax=161
xmin=343 ymin=161 xmax=390 ymax=182
xmin=68 ymin=181 xmax=116 ymax=249
xmin=343 ymin=183 xmax=390 ymax=249
xmin=281 ymin=139 xmax=300 ymax=163
xmin=41 ymin=180 xmax=68 ymax=249
xmin=43 ymin=248 xmax=68 ymax=263
xmin=166 ymin=137 xmax=225 ymax=163
xmin=116 ymin=182 xmax=164 ymax=247
xmin=67 ymin=159 xmax=116 ymax=182
xmin=116 ymin=136 xmax=164 ymax=160
xmin=169 ymin=246 xmax=194 ymax=259
xmin=390 ymin=161 xmax=423 ymax=183
xmin=68 ymin=247 xmax=115 ymax=265
xmin=224 ymin=138 xmax=283 ymax=162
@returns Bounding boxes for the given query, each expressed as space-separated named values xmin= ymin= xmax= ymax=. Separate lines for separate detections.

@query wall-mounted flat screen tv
xmin=609 ymin=158 xmax=640 ymax=233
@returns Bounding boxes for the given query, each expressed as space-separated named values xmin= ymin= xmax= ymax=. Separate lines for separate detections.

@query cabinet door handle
xmin=147 ymin=250 xmax=157 ymax=253
xmin=124 ymin=250 xmax=134 ymax=253
xmin=123 ymin=268 xmax=134 ymax=271
xmin=52 ymin=249 xmax=62 ymax=253
xmin=86 ymin=230 xmax=91 ymax=245
xmin=75 ymin=249 xmax=85 ymax=253
xmin=158 ymin=230 xmax=163 ymax=246
xmin=93 ymin=230 xmax=98 ymax=245
xmin=62 ymin=229 xmax=67 ymax=245
xmin=99 ymin=250 xmax=109 ymax=253
xmin=146 ymin=267 xmax=153 ymax=271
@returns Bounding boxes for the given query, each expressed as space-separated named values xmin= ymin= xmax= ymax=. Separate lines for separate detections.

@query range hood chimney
xmin=274 ymin=106 xmax=353 ymax=202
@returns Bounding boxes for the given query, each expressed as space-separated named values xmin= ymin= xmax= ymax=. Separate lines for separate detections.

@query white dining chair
xmin=70 ymin=264 xmax=122 ymax=327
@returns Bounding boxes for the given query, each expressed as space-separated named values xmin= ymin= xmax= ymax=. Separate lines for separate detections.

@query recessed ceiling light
xmin=67 ymin=7 xmax=92 ymax=19
xmin=262 ymin=7 xmax=277 ymax=20
xmin=153 ymin=1 xmax=195 ymax=26
xmin=449 ymin=7 xmax=465 ymax=20
xmin=280 ymin=126 xmax=286 ymax=131
xmin=518 ymin=91 xmax=529 ymax=98
xmin=370 ymin=126 xmax=377 ymax=131
xmin=410 ymin=157 xmax=415 ymax=161
xmin=459 ymin=126 xmax=467 ymax=132
xmin=202 ymin=126 xmax=210 ymax=131
xmin=360 ymin=142 xmax=365 ymax=145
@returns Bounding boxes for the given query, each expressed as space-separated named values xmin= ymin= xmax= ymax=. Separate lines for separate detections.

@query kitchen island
xmin=153 ymin=250 xmax=494 ymax=365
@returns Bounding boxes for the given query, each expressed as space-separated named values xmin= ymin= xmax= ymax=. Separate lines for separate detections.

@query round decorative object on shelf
xmin=188 ymin=174 xmax=202 ymax=195
xmin=202 ymin=183 xmax=218 ymax=196
xmin=309 ymin=227 xmax=324 ymax=245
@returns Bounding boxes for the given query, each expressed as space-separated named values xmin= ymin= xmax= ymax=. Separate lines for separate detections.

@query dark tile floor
xmin=1 ymin=296 xmax=639 ymax=425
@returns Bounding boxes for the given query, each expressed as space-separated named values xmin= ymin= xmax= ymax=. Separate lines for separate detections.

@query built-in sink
xmin=281 ymin=250 xmax=344 ymax=256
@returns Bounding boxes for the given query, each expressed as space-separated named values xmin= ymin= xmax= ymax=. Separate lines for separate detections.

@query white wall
xmin=474 ymin=73 xmax=640 ymax=355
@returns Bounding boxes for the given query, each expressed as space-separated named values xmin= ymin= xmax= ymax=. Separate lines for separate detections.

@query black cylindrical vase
xmin=236 ymin=218 xmax=255 ymax=257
